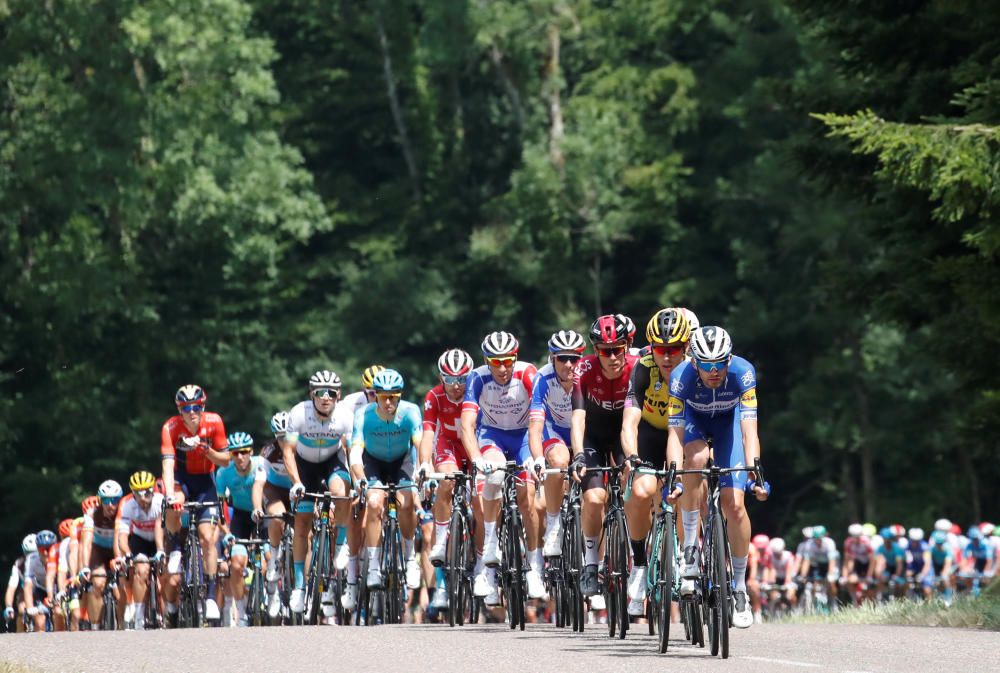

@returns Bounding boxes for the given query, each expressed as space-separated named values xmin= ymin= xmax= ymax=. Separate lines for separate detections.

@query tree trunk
xmin=545 ymin=22 xmax=565 ymax=175
xmin=854 ymin=382 xmax=877 ymax=522
xmin=957 ymin=442 xmax=981 ymax=522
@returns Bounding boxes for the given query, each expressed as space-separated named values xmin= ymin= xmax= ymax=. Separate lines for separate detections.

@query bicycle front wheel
xmin=447 ymin=510 xmax=464 ymax=627
xmin=657 ymin=512 xmax=674 ymax=652
xmin=712 ymin=509 xmax=731 ymax=658
xmin=607 ymin=510 xmax=630 ymax=640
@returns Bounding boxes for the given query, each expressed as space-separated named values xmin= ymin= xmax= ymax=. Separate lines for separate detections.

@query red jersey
xmin=571 ymin=354 xmax=639 ymax=436
xmin=423 ymin=385 xmax=463 ymax=444
xmin=160 ymin=412 xmax=228 ymax=476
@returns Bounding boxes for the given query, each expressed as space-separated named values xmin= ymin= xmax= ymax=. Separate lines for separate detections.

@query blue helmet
xmin=930 ymin=530 xmax=948 ymax=546
xmin=372 ymin=369 xmax=405 ymax=393
xmin=227 ymin=431 xmax=253 ymax=451
xmin=879 ymin=527 xmax=894 ymax=540
xmin=968 ymin=526 xmax=984 ymax=541
xmin=36 ymin=530 xmax=57 ymax=549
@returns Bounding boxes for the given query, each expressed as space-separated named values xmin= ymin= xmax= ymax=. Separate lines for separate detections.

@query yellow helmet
xmin=361 ymin=365 xmax=386 ymax=389
xmin=129 ymin=470 xmax=156 ymax=492
xmin=645 ymin=307 xmax=691 ymax=346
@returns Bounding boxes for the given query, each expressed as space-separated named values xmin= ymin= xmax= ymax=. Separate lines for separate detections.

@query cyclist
xmin=928 ymin=530 xmax=955 ymax=598
xmin=342 ymin=365 xmax=385 ymax=416
xmin=798 ymin=525 xmax=839 ymax=605
xmin=349 ymin=369 xmax=424 ymax=593
xmin=4 ymin=535 xmax=35 ymax=632
xmin=259 ymin=411 xmax=292 ymax=617
xmin=22 ymin=529 xmax=58 ymax=632
xmin=53 ymin=518 xmax=81 ymax=631
xmin=115 ymin=471 xmax=166 ymax=630
xmin=748 ymin=533 xmax=771 ymax=623
xmin=460 ymin=331 xmax=543 ymax=603
xmin=419 ymin=349 xmax=479 ymax=568
xmin=841 ymin=523 xmax=874 ymax=605
xmin=959 ymin=526 xmax=995 ymax=590
xmin=79 ymin=480 xmax=125 ymax=627
xmin=527 ymin=331 xmax=586 ymax=558
xmin=873 ymin=527 xmax=907 ymax=598
xmin=904 ymin=527 xmax=932 ymax=599
xmin=621 ymin=308 xmax=689 ymax=615
xmin=284 ymin=370 xmax=353 ymax=616
xmin=616 ymin=314 xmax=641 ymax=356
xmin=216 ymin=431 xmax=267 ymax=626
xmin=668 ymin=325 xmax=768 ymax=628
xmin=160 ymin=384 xmax=230 ymax=621
xmin=766 ymin=537 xmax=797 ymax=608
xmin=570 ymin=315 xmax=639 ymax=599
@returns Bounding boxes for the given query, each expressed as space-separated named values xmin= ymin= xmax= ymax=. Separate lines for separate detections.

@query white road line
xmin=742 ymin=656 xmax=822 ymax=668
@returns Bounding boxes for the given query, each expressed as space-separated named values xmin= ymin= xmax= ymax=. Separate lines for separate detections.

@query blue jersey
xmin=906 ymin=540 xmax=929 ymax=572
xmin=215 ymin=457 xmax=266 ymax=512
xmin=351 ymin=401 xmax=422 ymax=463
xmin=667 ymin=356 xmax=758 ymax=427
xmin=878 ymin=541 xmax=907 ymax=567
xmin=528 ymin=363 xmax=573 ymax=430
xmin=965 ymin=540 xmax=995 ymax=561
xmin=930 ymin=544 xmax=953 ymax=567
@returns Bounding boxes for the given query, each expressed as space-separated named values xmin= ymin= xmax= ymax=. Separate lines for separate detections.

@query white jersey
xmin=57 ymin=538 xmax=72 ymax=576
xmin=287 ymin=399 xmax=352 ymax=463
xmin=772 ymin=550 xmax=795 ymax=578
xmin=116 ymin=492 xmax=165 ymax=542
xmin=528 ymin=363 xmax=573 ymax=429
xmin=462 ymin=361 xmax=538 ymax=431
xmin=804 ymin=537 xmax=839 ymax=564
xmin=7 ymin=559 xmax=23 ymax=589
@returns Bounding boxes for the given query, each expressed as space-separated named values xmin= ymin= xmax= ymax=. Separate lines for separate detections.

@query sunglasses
xmin=554 ymin=354 xmax=582 ymax=364
xmin=312 ymin=388 xmax=339 ymax=399
xmin=364 ymin=388 xmax=376 ymax=397
xmin=596 ymin=345 xmax=626 ymax=357
xmin=230 ymin=448 xmax=253 ymax=456
xmin=652 ymin=344 xmax=686 ymax=358
xmin=376 ymin=392 xmax=401 ymax=401
xmin=180 ymin=404 xmax=205 ymax=413
xmin=100 ymin=496 xmax=121 ymax=506
xmin=442 ymin=375 xmax=466 ymax=385
xmin=134 ymin=488 xmax=154 ymax=499
xmin=486 ymin=356 xmax=516 ymax=367
xmin=695 ymin=358 xmax=729 ymax=372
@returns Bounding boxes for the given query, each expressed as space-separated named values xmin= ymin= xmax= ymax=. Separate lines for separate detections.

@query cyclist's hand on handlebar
xmin=570 ymin=452 xmax=586 ymax=483
xmin=472 ymin=458 xmax=491 ymax=476
xmin=223 ymin=533 xmax=236 ymax=548
xmin=166 ymin=493 xmax=183 ymax=511
xmin=153 ymin=550 xmax=165 ymax=564
xmin=251 ymin=508 xmax=264 ymax=523
xmin=747 ymin=478 xmax=771 ymax=501
xmin=289 ymin=482 xmax=306 ymax=499
xmin=665 ymin=480 xmax=684 ymax=504
xmin=416 ymin=461 xmax=433 ymax=485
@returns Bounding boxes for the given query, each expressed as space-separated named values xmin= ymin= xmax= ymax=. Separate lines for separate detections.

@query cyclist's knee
xmin=582 ymin=488 xmax=606 ymax=508
xmin=328 ymin=477 xmax=347 ymax=496
xmin=546 ymin=445 xmax=569 ymax=468
xmin=629 ymin=474 xmax=656 ymax=500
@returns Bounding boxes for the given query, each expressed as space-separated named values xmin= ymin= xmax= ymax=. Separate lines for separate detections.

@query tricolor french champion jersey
xmin=287 ymin=399 xmax=352 ymax=464
xmin=529 ymin=363 xmax=573 ymax=430
xmin=462 ymin=362 xmax=537 ymax=431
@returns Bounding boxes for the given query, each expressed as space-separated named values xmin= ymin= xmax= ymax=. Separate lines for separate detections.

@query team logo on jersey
xmin=741 ymin=370 xmax=754 ymax=387
xmin=670 ymin=379 xmax=684 ymax=394
xmin=740 ymin=388 xmax=758 ymax=409
xmin=667 ymin=396 xmax=684 ymax=416
xmin=425 ymin=399 xmax=433 ymax=410
xmin=654 ymin=381 xmax=662 ymax=391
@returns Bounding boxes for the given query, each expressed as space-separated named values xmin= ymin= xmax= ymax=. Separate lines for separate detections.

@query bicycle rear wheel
xmin=306 ymin=528 xmax=328 ymax=625
xmin=657 ymin=513 xmax=674 ymax=653
xmin=565 ymin=507 xmax=585 ymax=633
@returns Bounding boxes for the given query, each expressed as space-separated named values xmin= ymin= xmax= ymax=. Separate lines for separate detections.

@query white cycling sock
xmin=367 ymin=546 xmax=380 ymax=571
xmin=529 ymin=547 xmax=544 ymax=571
xmin=682 ymin=509 xmax=700 ymax=551
xmin=347 ymin=556 xmax=358 ymax=584
xmin=133 ymin=606 xmax=144 ymax=630
xmin=732 ymin=555 xmax=748 ymax=591
xmin=403 ymin=537 xmax=415 ymax=561
xmin=545 ymin=512 xmax=559 ymax=530
xmin=584 ymin=536 xmax=599 ymax=566
xmin=235 ymin=596 xmax=247 ymax=619
xmin=165 ymin=601 xmax=178 ymax=615
xmin=434 ymin=522 xmax=449 ymax=546
xmin=484 ymin=521 xmax=497 ymax=546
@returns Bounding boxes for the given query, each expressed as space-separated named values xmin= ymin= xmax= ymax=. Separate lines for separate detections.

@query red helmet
xmin=752 ymin=534 xmax=770 ymax=550
xmin=81 ymin=495 xmax=100 ymax=515
xmin=589 ymin=314 xmax=628 ymax=346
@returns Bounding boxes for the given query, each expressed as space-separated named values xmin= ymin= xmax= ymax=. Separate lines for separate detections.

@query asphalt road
xmin=3 ymin=622 xmax=997 ymax=673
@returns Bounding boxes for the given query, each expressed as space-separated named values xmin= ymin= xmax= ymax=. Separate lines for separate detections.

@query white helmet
xmin=481 ymin=331 xmax=519 ymax=357
xmin=309 ymin=370 xmax=341 ymax=390
xmin=680 ymin=307 xmax=700 ymax=332
xmin=848 ymin=523 xmax=864 ymax=537
xmin=548 ymin=330 xmax=586 ymax=354
xmin=690 ymin=326 xmax=733 ymax=362
xmin=801 ymin=526 xmax=813 ymax=539
xmin=270 ymin=411 xmax=290 ymax=436
xmin=908 ymin=527 xmax=924 ymax=541
xmin=769 ymin=537 xmax=785 ymax=554
xmin=22 ymin=533 xmax=37 ymax=555
xmin=97 ymin=479 xmax=123 ymax=500
xmin=933 ymin=518 xmax=951 ymax=532
xmin=437 ymin=348 xmax=474 ymax=376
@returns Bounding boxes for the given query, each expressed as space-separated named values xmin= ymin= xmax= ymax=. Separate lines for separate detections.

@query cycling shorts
xmin=128 ymin=534 xmax=157 ymax=561
xmin=88 ymin=544 xmax=114 ymax=572
xmin=850 ymin=560 xmax=870 ymax=577
xmin=542 ymin=422 xmax=571 ymax=454
xmin=683 ymin=409 xmax=749 ymax=490
xmin=178 ymin=481 xmax=221 ymax=524
xmin=228 ymin=508 xmax=255 ymax=541
xmin=363 ymin=451 xmax=415 ymax=489
xmin=636 ymin=420 xmax=668 ymax=468
xmin=294 ymin=455 xmax=351 ymax=514
xmin=477 ymin=426 xmax=531 ymax=466
xmin=263 ymin=482 xmax=291 ymax=511
xmin=433 ymin=437 xmax=469 ymax=471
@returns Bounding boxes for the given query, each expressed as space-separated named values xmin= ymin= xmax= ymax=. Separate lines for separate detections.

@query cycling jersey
xmin=877 ymin=541 xmax=907 ymax=570
xmin=287 ymin=399 xmax=352 ymax=464
xmin=964 ymin=540 xmax=994 ymax=563
xmin=529 ymin=363 xmax=573 ymax=445
xmin=22 ymin=552 xmax=47 ymax=587
xmin=930 ymin=544 xmax=953 ymax=568
xmin=572 ymin=354 xmax=638 ymax=432
xmin=624 ymin=353 xmax=673 ymax=430
xmin=56 ymin=537 xmax=72 ymax=578
xmin=423 ymin=385 xmax=463 ymax=445
xmin=160 ymin=412 xmax=228 ymax=488
xmin=340 ymin=391 xmax=373 ymax=443
xmin=6 ymin=558 xmax=24 ymax=590
xmin=803 ymin=537 xmax=838 ymax=566
xmin=843 ymin=536 xmax=873 ymax=564
xmin=772 ymin=550 xmax=794 ymax=579
xmin=351 ymin=401 xmax=422 ymax=463
xmin=116 ymin=493 xmax=165 ymax=542
xmin=215 ymin=457 xmax=267 ymax=512
xmin=259 ymin=439 xmax=291 ymax=488
xmin=462 ymin=362 xmax=537 ymax=430
xmin=82 ymin=504 xmax=119 ymax=550
xmin=906 ymin=540 xmax=930 ymax=573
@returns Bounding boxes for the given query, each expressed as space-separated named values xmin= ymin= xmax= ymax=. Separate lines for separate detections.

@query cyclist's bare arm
xmin=570 ymin=409 xmax=586 ymax=458
xmin=161 ymin=457 xmax=176 ymax=500
xmin=418 ymin=428 xmax=435 ymax=467
xmin=527 ymin=418 xmax=544 ymax=461
xmin=620 ymin=407 xmax=641 ymax=459
xmin=282 ymin=441 xmax=303 ymax=486
xmin=460 ymin=409 xmax=483 ymax=462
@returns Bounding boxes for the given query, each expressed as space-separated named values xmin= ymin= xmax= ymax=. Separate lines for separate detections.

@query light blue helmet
xmin=372 ymin=369 xmax=405 ymax=393
xmin=227 ymin=431 xmax=254 ymax=451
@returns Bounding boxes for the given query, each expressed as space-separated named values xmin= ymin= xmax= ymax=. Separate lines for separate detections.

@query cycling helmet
xmin=848 ymin=523 xmax=864 ymax=537
xmin=878 ymin=526 xmax=894 ymax=540
xmin=21 ymin=534 xmax=37 ymax=555
xmin=890 ymin=524 xmax=906 ymax=538
xmin=438 ymin=348 xmax=474 ymax=376
xmin=679 ymin=307 xmax=700 ymax=332
xmin=690 ymin=326 xmax=733 ymax=362
xmin=81 ymin=495 xmax=100 ymax=515
xmin=270 ymin=411 xmax=290 ymax=436
xmin=769 ymin=538 xmax=786 ymax=554
xmin=309 ymin=370 xmax=342 ymax=391
xmin=129 ymin=470 xmax=156 ymax=492
xmin=646 ymin=308 xmax=691 ymax=346
xmin=752 ymin=534 xmax=770 ymax=550
xmin=58 ymin=518 xmax=75 ymax=539
xmin=968 ymin=526 xmax=984 ymax=540
xmin=361 ymin=365 xmax=386 ymax=389
xmin=930 ymin=530 xmax=948 ymax=545
xmin=950 ymin=523 xmax=962 ymax=535
xmin=481 ymin=331 xmax=519 ymax=357
xmin=862 ymin=522 xmax=877 ymax=537
xmin=36 ymin=530 xmax=57 ymax=549
xmin=227 ymin=431 xmax=253 ymax=451
xmin=812 ymin=525 xmax=828 ymax=539
xmin=372 ymin=369 xmax=405 ymax=393
xmin=801 ymin=526 xmax=813 ymax=539
xmin=548 ymin=330 xmax=586 ymax=354
xmin=616 ymin=314 xmax=636 ymax=342
xmin=98 ymin=480 xmax=124 ymax=500
xmin=933 ymin=518 xmax=952 ymax=532
xmin=589 ymin=315 xmax=628 ymax=346
xmin=908 ymin=527 xmax=924 ymax=541
xmin=979 ymin=522 xmax=995 ymax=536
xmin=175 ymin=384 xmax=206 ymax=405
